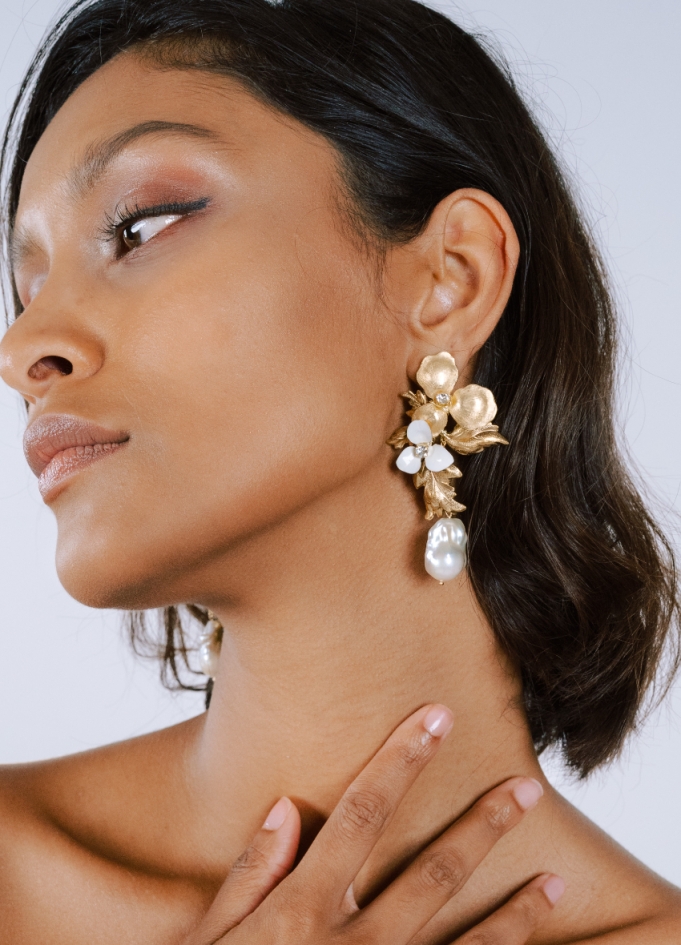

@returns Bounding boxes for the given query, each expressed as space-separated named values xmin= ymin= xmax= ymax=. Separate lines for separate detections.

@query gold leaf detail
xmin=442 ymin=423 xmax=509 ymax=456
xmin=413 ymin=465 xmax=428 ymax=489
xmin=416 ymin=467 xmax=466 ymax=519
xmin=401 ymin=390 xmax=427 ymax=411
xmin=386 ymin=425 xmax=409 ymax=449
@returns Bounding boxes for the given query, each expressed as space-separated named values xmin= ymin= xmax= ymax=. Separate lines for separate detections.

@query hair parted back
xmin=2 ymin=0 xmax=678 ymax=776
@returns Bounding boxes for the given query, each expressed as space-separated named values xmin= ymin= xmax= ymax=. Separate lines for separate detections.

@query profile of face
xmin=0 ymin=53 xmax=516 ymax=611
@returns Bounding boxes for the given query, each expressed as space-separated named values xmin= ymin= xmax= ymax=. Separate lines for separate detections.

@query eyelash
xmin=102 ymin=197 xmax=211 ymax=253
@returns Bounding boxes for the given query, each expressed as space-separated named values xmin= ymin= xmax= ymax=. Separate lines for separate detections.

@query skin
xmin=0 ymin=52 xmax=679 ymax=943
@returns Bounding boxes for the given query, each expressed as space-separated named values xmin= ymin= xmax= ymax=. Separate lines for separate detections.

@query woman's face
xmin=0 ymin=54 xmax=411 ymax=608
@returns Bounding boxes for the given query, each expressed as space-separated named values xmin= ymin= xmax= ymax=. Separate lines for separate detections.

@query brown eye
xmin=121 ymin=214 xmax=182 ymax=251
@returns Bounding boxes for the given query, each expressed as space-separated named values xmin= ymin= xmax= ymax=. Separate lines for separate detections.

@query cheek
xmin=53 ymin=223 xmax=399 ymax=607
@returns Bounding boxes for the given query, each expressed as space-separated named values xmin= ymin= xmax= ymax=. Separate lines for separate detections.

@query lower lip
xmin=39 ymin=441 xmax=128 ymax=501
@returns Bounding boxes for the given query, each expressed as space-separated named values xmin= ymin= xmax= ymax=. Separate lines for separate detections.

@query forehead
xmin=18 ymin=52 xmax=337 ymax=217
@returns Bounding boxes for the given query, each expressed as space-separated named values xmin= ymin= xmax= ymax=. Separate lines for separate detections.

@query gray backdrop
xmin=1 ymin=0 xmax=679 ymax=882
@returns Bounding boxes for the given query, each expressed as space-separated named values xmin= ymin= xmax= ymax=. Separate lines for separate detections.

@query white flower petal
xmin=406 ymin=419 xmax=433 ymax=445
xmin=425 ymin=444 xmax=454 ymax=472
xmin=396 ymin=446 xmax=422 ymax=474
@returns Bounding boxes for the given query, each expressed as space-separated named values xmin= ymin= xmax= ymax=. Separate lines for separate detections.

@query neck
xmin=186 ymin=458 xmax=541 ymax=893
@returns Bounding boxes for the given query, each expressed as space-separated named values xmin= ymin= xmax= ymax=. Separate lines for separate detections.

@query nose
xmin=0 ymin=304 xmax=105 ymax=405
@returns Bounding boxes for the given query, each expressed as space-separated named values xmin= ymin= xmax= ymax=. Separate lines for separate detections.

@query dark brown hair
xmin=2 ymin=0 xmax=678 ymax=775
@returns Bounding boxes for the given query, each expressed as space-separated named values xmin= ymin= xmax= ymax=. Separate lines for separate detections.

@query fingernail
xmin=263 ymin=797 xmax=291 ymax=831
xmin=423 ymin=705 xmax=454 ymax=738
xmin=542 ymin=874 xmax=566 ymax=905
xmin=512 ymin=778 xmax=544 ymax=811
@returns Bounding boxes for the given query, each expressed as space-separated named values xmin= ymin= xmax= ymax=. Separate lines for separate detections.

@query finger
xmin=183 ymin=797 xmax=301 ymax=945
xmin=454 ymin=873 xmax=565 ymax=944
xmin=294 ymin=704 xmax=453 ymax=904
xmin=364 ymin=776 xmax=545 ymax=943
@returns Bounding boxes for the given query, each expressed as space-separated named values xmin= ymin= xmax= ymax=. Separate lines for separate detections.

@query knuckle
xmin=337 ymin=788 xmax=391 ymax=838
xmin=416 ymin=848 xmax=467 ymax=893
xmin=266 ymin=886 xmax=319 ymax=938
xmin=345 ymin=915 xmax=374 ymax=944
xmin=280 ymin=908 xmax=318 ymax=941
xmin=396 ymin=731 xmax=432 ymax=770
xmin=513 ymin=891 xmax=543 ymax=927
xmin=230 ymin=843 xmax=269 ymax=876
xmin=479 ymin=796 xmax=514 ymax=837
xmin=461 ymin=931 xmax=498 ymax=945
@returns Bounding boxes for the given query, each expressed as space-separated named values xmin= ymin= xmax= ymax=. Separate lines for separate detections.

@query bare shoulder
xmin=560 ymin=845 xmax=681 ymax=945
xmin=0 ymin=717 xmax=208 ymax=944
xmin=573 ymin=898 xmax=681 ymax=944
xmin=519 ymin=788 xmax=681 ymax=945
xmin=0 ymin=713 xmax=201 ymax=835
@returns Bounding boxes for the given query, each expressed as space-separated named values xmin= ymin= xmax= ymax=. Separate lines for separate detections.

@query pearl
xmin=198 ymin=623 xmax=216 ymax=644
xmin=424 ymin=517 xmax=467 ymax=581
xmin=199 ymin=639 xmax=221 ymax=678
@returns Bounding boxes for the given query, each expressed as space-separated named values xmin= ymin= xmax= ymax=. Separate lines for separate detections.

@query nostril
xmin=28 ymin=355 xmax=74 ymax=381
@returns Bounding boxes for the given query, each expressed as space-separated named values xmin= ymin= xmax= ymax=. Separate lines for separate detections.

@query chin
xmin=52 ymin=502 xmax=237 ymax=610
xmin=56 ymin=558 xmax=186 ymax=611
xmin=54 ymin=522 xmax=177 ymax=611
xmin=56 ymin=546 xmax=146 ymax=610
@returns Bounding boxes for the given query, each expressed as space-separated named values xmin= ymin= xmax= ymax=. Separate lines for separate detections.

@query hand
xmin=183 ymin=704 xmax=564 ymax=945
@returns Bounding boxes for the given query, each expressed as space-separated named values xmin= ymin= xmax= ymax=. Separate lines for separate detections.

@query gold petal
xmin=416 ymin=352 xmax=459 ymax=399
xmin=412 ymin=402 xmax=449 ymax=435
xmin=450 ymin=384 xmax=497 ymax=430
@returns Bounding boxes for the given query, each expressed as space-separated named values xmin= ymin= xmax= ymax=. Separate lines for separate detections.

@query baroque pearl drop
xmin=198 ymin=624 xmax=216 ymax=644
xmin=424 ymin=517 xmax=467 ymax=581
xmin=199 ymin=639 xmax=221 ymax=678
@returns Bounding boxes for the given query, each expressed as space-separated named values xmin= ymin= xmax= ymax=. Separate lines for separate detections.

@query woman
xmin=0 ymin=0 xmax=679 ymax=941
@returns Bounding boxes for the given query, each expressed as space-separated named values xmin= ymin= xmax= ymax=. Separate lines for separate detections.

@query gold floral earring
xmin=387 ymin=352 xmax=508 ymax=582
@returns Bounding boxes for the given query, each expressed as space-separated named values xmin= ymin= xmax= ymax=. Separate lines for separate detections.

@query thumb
xmin=183 ymin=797 xmax=301 ymax=945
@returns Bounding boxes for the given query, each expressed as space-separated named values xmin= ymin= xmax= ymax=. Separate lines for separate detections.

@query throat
xmin=190 ymin=578 xmax=538 ymax=888
xmin=181 ymin=463 xmax=541 ymax=886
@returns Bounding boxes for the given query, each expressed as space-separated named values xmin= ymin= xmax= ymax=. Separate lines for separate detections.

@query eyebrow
xmin=10 ymin=121 xmax=219 ymax=271
xmin=68 ymin=120 xmax=221 ymax=196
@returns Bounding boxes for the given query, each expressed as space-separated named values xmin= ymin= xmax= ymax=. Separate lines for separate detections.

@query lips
xmin=24 ymin=414 xmax=129 ymax=500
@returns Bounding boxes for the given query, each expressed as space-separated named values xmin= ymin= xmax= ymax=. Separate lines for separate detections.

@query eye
xmin=106 ymin=197 xmax=211 ymax=256
xmin=121 ymin=213 xmax=183 ymax=251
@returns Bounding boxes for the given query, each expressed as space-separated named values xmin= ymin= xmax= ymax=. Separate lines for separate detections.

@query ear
xmin=389 ymin=189 xmax=519 ymax=383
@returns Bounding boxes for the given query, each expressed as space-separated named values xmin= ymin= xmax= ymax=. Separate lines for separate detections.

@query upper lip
xmin=24 ymin=414 xmax=130 ymax=477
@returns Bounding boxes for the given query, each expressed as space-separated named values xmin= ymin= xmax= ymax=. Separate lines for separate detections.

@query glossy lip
xmin=24 ymin=414 xmax=130 ymax=501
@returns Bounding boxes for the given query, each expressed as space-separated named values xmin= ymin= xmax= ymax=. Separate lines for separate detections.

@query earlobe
xmin=409 ymin=188 xmax=519 ymax=380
